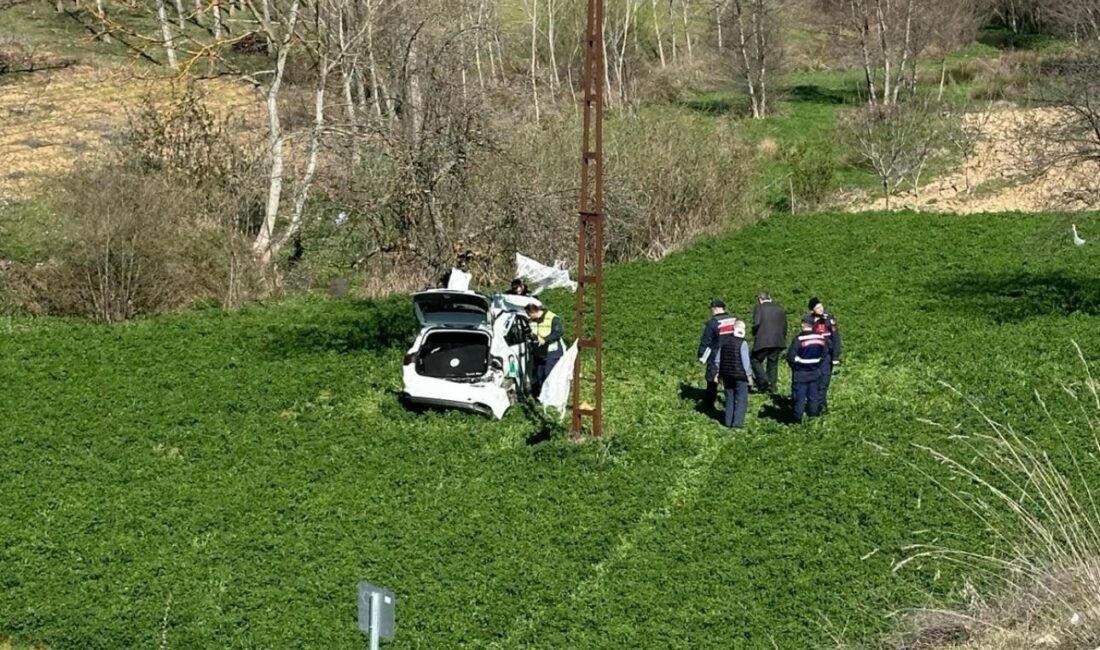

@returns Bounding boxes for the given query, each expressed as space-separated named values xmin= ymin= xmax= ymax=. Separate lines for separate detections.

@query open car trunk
xmin=415 ymin=330 xmax=491 ymax=379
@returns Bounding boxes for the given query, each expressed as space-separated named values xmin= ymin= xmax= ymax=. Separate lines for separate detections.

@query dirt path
xmin=847 ymin=106 xmax=1100 ymax=214
xmin=0 ymin=64 xmax=258 ymax=201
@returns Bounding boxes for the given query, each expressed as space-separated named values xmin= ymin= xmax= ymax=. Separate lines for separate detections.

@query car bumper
xmin=401 ymin=366 xmax=512 ymax=419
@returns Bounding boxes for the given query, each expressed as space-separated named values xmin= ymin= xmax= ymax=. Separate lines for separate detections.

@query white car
xmin=401 ymin=290 xmax=538 ymax=419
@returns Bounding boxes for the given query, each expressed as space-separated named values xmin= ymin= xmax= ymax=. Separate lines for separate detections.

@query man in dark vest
xmin=719 ymin=319 xmax=754 ymax=428
xmin=787 ymin=316 xmax=827 ymax=421
xmin=751 ymin=291 xmax=787 ymax=395
xmin=697 ymin=298 xmax=737 ymax=411
xmin=808 ymin=297 xmax=842 ymax=413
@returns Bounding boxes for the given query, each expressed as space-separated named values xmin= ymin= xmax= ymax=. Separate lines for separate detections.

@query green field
xmin=2 ymin=211 xmax=1099 ymax=649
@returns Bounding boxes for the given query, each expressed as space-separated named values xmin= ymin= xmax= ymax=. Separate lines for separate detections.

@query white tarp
xmin=538 ymin=340 xmax=579 ymax=418
xmin=446 ymin=267 xmax=471 ymax=291
xmin=515 ymin=254 xmax=577 ymax=295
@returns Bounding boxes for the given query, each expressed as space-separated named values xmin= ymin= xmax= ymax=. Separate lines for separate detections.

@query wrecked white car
xmin=401 ymin=290 xmax=537 ymax=419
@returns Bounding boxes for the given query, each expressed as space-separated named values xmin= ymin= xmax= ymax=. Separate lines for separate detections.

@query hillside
xmin=2 ymin=211 xmax=1099 ymax=649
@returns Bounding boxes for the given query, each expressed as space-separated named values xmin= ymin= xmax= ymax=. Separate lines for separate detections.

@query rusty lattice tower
xmin=571 ymin=0 xmax=605 ymax=438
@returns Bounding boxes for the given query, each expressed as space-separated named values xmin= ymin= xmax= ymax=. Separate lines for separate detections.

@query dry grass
xmin=886 ymin=344 xmax=1100 ymax=650
xmin=0 ymin=64 xmax=259 ymax=200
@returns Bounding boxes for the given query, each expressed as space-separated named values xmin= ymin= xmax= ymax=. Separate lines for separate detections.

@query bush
xmin=302 ymin=109 xmax=759 ymax=295
xmin=30 ymin=164 xmax=259 ymax=322
xmin=785 ymin=143 xmax=837 ymax=213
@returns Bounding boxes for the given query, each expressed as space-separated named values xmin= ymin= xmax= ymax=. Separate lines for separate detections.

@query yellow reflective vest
xmin=533 ymin=310 xmax=562 ymax=354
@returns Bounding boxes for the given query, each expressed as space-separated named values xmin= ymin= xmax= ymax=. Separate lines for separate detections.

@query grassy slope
xmin=3 ymin=211 xmax=1099 ymax=649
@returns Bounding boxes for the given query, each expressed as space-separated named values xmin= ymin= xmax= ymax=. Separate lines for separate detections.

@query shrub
xmin=786 ymin=143 xmax=837 ymax=213
xmin=34 ymin=164 xmax=259 ymax=321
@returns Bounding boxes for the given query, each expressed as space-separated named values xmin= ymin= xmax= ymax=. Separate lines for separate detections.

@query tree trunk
xmin=529 ymin=0 xmax=540 ymax=124
xmin=274 ymin=56 xmax=328 ymax=260
xmin=474 ymin=0 xmax=486 ymax=89
xmin=651 ymin=0 xmax=666 ymax=67
xmin=261 ymin=0 xmax=274 ymax=54
xmin=548 ymin=0 xmax=561 ymax=89
xmin=733 ymin=1 xmax=760 ymax=118
xmin=681 ymin=0 xmax=693 ymax=61
xmin=253 ymin=0 xmax=302 ymax=262
xmin=95 ymin=0 xmax=111 ymax=42
xmin=155 ymin=0 xmax=179 ymax=69
xmin=857 ymin=13 xmax=878 ymax=105
xmin=173 ymin=0 xmax=186 ymax=30
xmin=213 ymin=0 xmax=222 ymax=39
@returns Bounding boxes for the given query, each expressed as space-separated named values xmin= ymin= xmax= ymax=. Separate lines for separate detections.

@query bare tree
xmin=1040 ymin=0 xmax=1100 ymax=44
xmin=817 ymin=0 xmax=984 ymax=107
xmin=843 ymin=100 xmax=945 ymax=209
xmin=246 ymin=0 xmax=302 ymax=264
xmin=1017 ymin=50 xmax=1100 ymax=203
xmin=721 ymin=0 xmax=783 ymax=118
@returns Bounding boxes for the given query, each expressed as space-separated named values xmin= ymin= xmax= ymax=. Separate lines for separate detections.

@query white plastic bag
xmin=538 ymin=341 xmax=578 ymax=418
xmin=516 ymin=253 xmax=577 ymax=295
xmin=446 ymin=267 xmax=471 ymax=291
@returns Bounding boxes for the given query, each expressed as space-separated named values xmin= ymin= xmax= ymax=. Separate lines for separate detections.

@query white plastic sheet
xmin=515 ymin=254 xmax=577 ymax=295
xmin=446 ymin=267 xmax=471 ymax=291
xmin=538 ymin=340 xmax=578 ymax=418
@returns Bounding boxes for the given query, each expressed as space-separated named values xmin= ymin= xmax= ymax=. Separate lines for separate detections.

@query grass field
xmin=3 ymin=211 xmax=1099 ymax=649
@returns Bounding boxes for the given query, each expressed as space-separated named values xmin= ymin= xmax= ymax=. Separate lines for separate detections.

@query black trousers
xmin=751 ymin=347 xmax=783 ymax=392
xmin=704 ymin=363 xmax=720 ymax=408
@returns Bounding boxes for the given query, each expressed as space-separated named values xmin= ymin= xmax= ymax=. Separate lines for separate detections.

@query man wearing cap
xmin=526 ymin=302 xmax=563 ymax=397
xmin=507 ymin=278 xmax=530 ymax=296
xmin=787 ymin=316 xmax=827 ymax=421
xmin=807 ymin=297 xmax=842 ymax=413
xmin=697 ymin=299 xmax=737 ymax=411
xmin=751 ymin=291 xmax=787 ymax=395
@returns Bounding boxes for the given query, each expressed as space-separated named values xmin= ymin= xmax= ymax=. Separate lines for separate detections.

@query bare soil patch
xmin=847 ymin=106 xmax=1100 ymax=213
xmin=0 ymin=64 xmax=259 ymax=200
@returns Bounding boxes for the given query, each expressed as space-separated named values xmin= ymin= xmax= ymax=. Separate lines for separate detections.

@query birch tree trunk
xmin=529 ymin=0 xmax=540 ymax=125
xmin=173 ymin=0 xmax=186 ymax=30
xmin=95 ymin=0 xmax=111 ymax=42
xmin=213 ymin=0 xmax=223 ymax=38
xmin=275 ymin=55 xmax=328 ymax=259
xmin=681 ymin=0 xmax=693 ymax=61
xmin=253 ymin=0 xmax=302 ymax=262
xmin=547 ymin=0 xmax=561 ymax=89
xmin=651 ymin=0 xmax=666 ymax=67
xmin=155 ymin=0 xmax=179 ymax=69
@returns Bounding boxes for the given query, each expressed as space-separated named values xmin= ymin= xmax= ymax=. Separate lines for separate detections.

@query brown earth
xmin=848 ymin=106 xmax=1100 ymax=214
xmin=0 ymin=64 xmax=259 ymax=201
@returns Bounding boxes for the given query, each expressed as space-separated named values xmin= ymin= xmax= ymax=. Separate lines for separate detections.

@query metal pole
xmin=369 ymin=591 xmax=382 ymax=650
xmin=571 ymin=0 xmax=605 ymax=438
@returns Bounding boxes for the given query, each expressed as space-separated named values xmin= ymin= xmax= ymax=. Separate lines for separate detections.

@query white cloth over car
xmin=515 ymin=254 xmax=577 ymax=295
xmin=538 ymin=340 xmax=578 ymax=418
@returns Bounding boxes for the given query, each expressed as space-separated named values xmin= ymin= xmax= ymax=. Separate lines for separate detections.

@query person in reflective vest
xmin=697 ymin=298 xmax=737 ymax=411
xmin=787 ymin=316 xmax=827 ymax=421
xmin=808 ymin=297 xmax=842 ymax=413
xmin=525 ymin=302 xmax=564 ymax=397
xmin=718 ymin=319 xmax=754 ymax=428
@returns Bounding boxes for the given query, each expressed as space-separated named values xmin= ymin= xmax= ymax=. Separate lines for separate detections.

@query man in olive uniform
xmin=525 ymin=302 xmax=563 ymax=397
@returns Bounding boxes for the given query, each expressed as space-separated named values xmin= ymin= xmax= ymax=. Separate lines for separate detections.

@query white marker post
xmin=358 ymin=582 xmax=395 ymax=650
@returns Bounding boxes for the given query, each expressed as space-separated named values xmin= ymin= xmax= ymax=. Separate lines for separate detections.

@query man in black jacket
xmin=751 ymin=292 xmax=787 ymax=395
xmin=697 ymin=299 xmax=737 ymax=411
